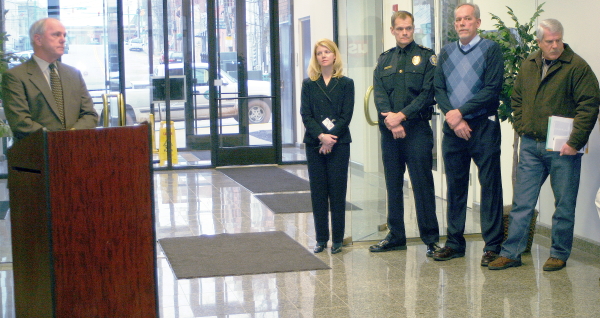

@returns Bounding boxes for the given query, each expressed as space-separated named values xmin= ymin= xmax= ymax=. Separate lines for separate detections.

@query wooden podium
xmin=7 ymin=125 xmax=157 ymax=317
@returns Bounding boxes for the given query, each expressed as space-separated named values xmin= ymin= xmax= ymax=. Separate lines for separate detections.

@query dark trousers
xmin=305 ymin=143 xmax=350 ymax=244
xmin=442 ymin=116 xmax=504 ymax=253
xmin=380 ymin=120 xmax=439 ymax=245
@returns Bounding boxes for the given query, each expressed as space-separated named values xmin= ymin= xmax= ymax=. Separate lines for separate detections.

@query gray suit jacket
xmin=1 ymin=58 xmax=98 ymax=141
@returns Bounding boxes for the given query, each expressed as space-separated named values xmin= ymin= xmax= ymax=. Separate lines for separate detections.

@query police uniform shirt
xmin=373 ymin=41 xmax=436 ymax=120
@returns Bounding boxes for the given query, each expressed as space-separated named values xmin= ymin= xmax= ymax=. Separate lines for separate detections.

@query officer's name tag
xmin=322 ymin=118 xmax=335 ymax=130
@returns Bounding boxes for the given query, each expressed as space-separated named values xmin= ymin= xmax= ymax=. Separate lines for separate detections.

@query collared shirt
xmin=33 ymin=55 xmax=57 ymax=87
xmin=460 ymin=34 xmax=481 ymax=51
xmin=541 ymin=58 xmax=556 ymax=80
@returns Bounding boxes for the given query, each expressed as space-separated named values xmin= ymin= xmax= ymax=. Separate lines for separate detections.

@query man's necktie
xmin=49 ymin=63 xmax=65 ymax=129
xmin=397 ymin=50 xmax=406 ymax=71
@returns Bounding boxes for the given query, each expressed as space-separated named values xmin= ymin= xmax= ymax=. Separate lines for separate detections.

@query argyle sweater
xmin=434 ymin=38 xmax=503 ymax=120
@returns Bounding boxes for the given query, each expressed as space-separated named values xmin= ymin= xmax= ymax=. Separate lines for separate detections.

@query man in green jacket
xmin=489 ymin=18 xmax=600 ymax=271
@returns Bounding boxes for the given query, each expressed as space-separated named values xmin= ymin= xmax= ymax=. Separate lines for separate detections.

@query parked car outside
xmin=125 ymin=63 xmax=272 ymax=124
xmin=128 ymin=38 xmax=144 ymax=51
xmin=159 ymin=51 xmax=183 ymax=64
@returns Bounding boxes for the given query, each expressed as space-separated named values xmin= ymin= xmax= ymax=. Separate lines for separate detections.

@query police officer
xmin=369 ymin=10 xmax=440 ymax=257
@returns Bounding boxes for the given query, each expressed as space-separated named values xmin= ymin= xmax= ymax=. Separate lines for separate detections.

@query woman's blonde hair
xmin=307 ymin=38 xmax=344 ymax=81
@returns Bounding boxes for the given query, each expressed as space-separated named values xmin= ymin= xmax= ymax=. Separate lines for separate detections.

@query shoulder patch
xmin=418 ymin=44 xmax=434 ymax=52
xmin=429 ymin=55 xmax=437 ymax=66
xmin=379 ymin=47 xmax=394 ymax=57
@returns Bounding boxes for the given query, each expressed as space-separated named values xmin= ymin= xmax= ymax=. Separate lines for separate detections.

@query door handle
xmin=101 ymin=93 xmax=126 ymax=127
xmin=364 ymin=85 xmax=378 ymax=126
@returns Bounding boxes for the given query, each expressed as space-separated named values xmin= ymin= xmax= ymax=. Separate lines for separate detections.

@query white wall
xmin=477 ymin=1 xmax=538 ymax=31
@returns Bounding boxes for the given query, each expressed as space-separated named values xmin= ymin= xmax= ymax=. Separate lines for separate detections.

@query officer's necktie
xmin=49 ymin=63 xmax=66 ymax=129
xmin=397 ymin=49 xmax=406 ymax=69
xmin=396 ymin=49 xmax=407 ymax=110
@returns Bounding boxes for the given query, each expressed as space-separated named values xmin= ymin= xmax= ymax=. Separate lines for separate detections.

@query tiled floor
xmin=1 ymin=165 xmax=600 ymax=317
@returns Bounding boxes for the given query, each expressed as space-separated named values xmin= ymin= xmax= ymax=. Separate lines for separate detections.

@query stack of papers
xmin=545 ymin=116 xmax=587 ymax=153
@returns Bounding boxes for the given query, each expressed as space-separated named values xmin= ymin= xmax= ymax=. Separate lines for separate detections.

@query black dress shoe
xmin=313 ymin=244 xmax=326 ymax=253
xmin=331 ymin=243 xmax=342 ymax=254
xmin=426 ymin=243 xmax=441 ymax=257
xmin=433 ymin=246 xmax=465 ymax=261
xmin=369 ymin=234 xmax=406 ymax=253
xmin=480 ymin=251 xmax=499 ymax=267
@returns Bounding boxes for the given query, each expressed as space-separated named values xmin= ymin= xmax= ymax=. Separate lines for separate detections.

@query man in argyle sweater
xmin=433 ymin=3 xmax=504 ymax=266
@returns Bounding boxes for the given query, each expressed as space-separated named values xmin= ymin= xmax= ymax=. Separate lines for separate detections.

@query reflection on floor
xmin=1 ymin=166 xmax=600 ymax=317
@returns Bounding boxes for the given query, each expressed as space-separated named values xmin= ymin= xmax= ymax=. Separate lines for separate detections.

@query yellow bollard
xmin=159 ymin=121 xmax=178 ymax=165
xmin=149 ymin=114 xmax=158 ymax=153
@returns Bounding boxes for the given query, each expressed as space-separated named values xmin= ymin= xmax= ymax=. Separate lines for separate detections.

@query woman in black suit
xmin=301 ymin=39 xmax=354 ymax=254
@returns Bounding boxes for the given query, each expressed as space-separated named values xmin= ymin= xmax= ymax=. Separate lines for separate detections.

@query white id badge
xmin=322 ymin=118 xmax=335 ymax=130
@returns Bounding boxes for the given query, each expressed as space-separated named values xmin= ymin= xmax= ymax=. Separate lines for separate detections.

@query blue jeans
xmin=500 ymin=136 xmax=582 ymax=262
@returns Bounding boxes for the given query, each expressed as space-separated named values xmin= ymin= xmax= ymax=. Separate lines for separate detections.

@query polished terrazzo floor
xmin=1 ymin=165 xmax=600 ymax=317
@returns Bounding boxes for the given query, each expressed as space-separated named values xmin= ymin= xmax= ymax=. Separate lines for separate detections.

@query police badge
xmin=412 ymin=55 xmax=421 ymax=66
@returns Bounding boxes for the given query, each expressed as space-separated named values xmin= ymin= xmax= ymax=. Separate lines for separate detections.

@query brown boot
xmin=488 ymin=256 xmax=522 ymax=270
xmin=543 ymin=257 xmax=566 ymax=271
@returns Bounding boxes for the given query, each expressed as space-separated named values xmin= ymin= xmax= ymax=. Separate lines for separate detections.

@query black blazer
xmin=300 ymin=75 xmax=354 ymax=144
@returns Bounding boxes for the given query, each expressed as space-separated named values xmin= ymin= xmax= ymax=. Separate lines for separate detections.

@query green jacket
xmin=512 ymin=44 xmax=600 ymax=150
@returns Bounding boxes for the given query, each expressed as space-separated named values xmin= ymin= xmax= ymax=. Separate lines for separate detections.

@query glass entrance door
xmin=122 ymin=0 xmax=280 ymax=168
xmin=192 ymin=0 xmax=278 ymax=166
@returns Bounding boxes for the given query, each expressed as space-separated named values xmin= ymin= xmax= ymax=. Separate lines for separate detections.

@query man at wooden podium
xmin=1 ymin=18 xmax=98 ymax=142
